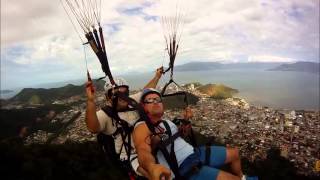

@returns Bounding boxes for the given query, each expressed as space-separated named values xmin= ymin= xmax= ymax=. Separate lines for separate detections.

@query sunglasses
xmin=106 ymin=88 xmax=129 ymax=98
xmin=116 ymin=90 xmax=129 ymax=96
xmin=143 ymin=97 xmax=162 ymax=104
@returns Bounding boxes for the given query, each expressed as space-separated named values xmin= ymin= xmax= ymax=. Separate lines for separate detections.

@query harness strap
xmin=172 ymin=118 xmax=197 ymax=148
xmin=100 ymin=96 xmax=148 ymax=179
xmin=101 ymin=106 xmax=134 ymax=160
xmin=126 ymin=127 xmax=132 ymax=161
xmin=159 ymin=121 xmax=182 ymax=179
xmin=159 ymin=132 xmax=180 ymax=147
xmin=112 ymin=128 xmax=122 ymax=137
xmin=115 ymin=93 xmax=155 ymax=133
xmin=130 ymin=155 xmax=138 ymax=162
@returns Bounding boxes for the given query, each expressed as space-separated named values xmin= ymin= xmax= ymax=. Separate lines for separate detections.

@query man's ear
xmin=140 ymin=103 xmax=149 ymax=114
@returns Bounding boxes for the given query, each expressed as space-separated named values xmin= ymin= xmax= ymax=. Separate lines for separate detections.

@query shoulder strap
xmin=101 ymin=105 xmax=117 ymax=120
xmin=101 ymin=105 xmax=131 ymax=129
xmin=173 ymin=117 xmax=198 ymax=147
xmin=118 ymin=94 xmax=155 ymax=133
xmin=157 ymin=120 xmax=182 ymax=179
xmin=101 ymin=105 xmax=133 ymax=161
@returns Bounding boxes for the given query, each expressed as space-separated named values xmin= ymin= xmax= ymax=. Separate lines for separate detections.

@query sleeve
xmin=96 ymin=109 xmax=117 ymax=135
xmin=129 ymin=91 xmax=142 ymax=102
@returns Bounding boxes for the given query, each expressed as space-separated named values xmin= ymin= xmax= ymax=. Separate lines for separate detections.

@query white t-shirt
xmin=96 ymin=92 xmax=142 ymax=172
xmin=155 ymin=120 xmax=194 ymax=168
xmin=135 ymin=120 xmax=194 ymax=178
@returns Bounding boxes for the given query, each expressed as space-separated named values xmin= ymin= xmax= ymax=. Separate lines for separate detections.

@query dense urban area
xmin=1 ymin=83 xmax=319 ymax=178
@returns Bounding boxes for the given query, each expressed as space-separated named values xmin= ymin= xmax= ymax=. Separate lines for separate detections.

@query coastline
xmin=164 ymin=91 xmax=319 ymax=177
xmin=1 ymin=84 xmax=318 ymax=177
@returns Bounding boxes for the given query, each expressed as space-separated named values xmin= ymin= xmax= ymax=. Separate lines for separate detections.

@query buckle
xmin=159 ymin=133 xmax=169 ymax=142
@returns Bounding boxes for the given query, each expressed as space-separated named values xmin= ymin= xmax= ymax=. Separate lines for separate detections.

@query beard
xmin=152 ymin=109 xmax=164 ymax=117
xmin=116 ymin=99 xmax=129 ymax=111
xmin=147 ymin=107 xmax=164 ymax=120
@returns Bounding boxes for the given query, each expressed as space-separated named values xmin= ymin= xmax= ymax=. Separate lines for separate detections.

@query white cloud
xmin=1 ymin=0 xmax=319 ymax=89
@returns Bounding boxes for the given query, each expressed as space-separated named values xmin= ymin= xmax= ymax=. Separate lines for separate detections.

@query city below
xmin=1 ymin=83 xmax=319 ymax=177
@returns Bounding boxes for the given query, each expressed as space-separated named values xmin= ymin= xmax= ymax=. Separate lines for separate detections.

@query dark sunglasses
xmin=106 ymin=90 xmax=129 ymax=99
xmin=143 ymin=97 xmax=162 ymax=104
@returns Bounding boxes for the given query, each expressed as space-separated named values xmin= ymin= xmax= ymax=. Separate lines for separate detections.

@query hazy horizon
xmin=1 ymin=61 xmax=319 ymax=90
xmin=1 ymin=68 xmax=319 ymax=111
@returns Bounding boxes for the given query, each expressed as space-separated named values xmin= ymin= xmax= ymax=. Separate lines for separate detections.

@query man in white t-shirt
xmin=85 ymin=67 xmax=163 ymax=178
xmin=134 ymin=88 xmax=258 ymax=180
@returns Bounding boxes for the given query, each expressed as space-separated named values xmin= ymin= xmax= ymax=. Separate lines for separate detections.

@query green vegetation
xmin=0 ymin=104 xmax=70 ymax=139
xmin=0 ymin=134 xmax=316 ymax=180
xmin=197 ymin=83 xmax=239 ymax=99
xmin=28 ymin=95 xmax=41 ymax=104
xmin=162 ymin=82 xmax=238 ymax=108
xmin=0 ymin=141 xmax=127 ymax=180
xmin=46 ymin=111 xmax=81 ymax=144
xmin=11 ymin=80 xmax=105 ymax=104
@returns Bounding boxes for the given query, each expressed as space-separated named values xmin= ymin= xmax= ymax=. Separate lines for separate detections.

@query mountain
xmin=197 ymin=83 xmax=239 ymax=99
xmin=221 ymin=62 xmax=283 ymax=69
xmin=174 ymin=62 xmax=282 ymax=71
xmin=268 ymin=62 xmax=320 ymax=73
xmin=10 ymin=80 xmax=105 ymax=104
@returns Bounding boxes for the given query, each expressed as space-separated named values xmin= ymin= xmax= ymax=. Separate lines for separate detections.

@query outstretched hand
xmin=177 ymin=107 xmax=193 ymax=137
xmin=86 ymin=80 xmax=96 ymax=101
xmin=183 ymin=106 xmax=193 ymax=120
xmin=156 ymin=66 xmax=164 ymax=79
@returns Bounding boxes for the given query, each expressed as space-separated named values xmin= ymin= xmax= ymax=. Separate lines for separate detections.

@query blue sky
xmin=1 ymin=0 xmax=319 ymax=90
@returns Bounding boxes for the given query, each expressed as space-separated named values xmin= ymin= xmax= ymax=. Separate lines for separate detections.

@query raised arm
xmin=133 ymin=123 xmax=171 ymax=180
xmin=85 ymin=80 xmax=101 ymax=133
xmin=143 ymin=67 xmax=164 ymax=89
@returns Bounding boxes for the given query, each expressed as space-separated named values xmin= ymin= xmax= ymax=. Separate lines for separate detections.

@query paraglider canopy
xmin=159 ymin=0 xmax=189 ymax=106
xmin=160 ymin=0 xmax=186 ymax=81
xmin=60 ymin=0 xmax=115 ymax=85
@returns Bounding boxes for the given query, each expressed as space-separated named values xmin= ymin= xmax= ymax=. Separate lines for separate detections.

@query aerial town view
xmin=1 ymin=0 xmax=319 ymax=180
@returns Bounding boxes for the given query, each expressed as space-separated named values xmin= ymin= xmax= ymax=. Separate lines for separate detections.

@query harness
xmin=153 ymin=120 xmax=183 ymax=179
xmin=144 ymin=119 xmax=212 ymax=180
xmin=97 ymin=93 xmax=148 ymax=180
xmin=98 ymin=106 xmax=138 ymax=179
xmin=101 ymin=106 xmax=135 ymax=162
xmin=98 ymin=91 xmax=210 ymax=180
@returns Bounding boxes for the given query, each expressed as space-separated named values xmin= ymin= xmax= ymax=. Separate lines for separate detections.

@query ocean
xmin=1 ymin=69 xmax=319 ymax=110
xmin=124 ymin=69 xmax=319 ymax=110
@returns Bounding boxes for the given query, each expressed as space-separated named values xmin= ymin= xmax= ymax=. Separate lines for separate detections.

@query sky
xmin=1 ymin=0 xmax=319 ymax=90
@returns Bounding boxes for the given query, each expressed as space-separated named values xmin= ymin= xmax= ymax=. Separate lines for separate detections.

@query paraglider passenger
xmin=85 ymin=67 xmax=163 ymax=178
xmin=133 ymin=88 xmax=258 ymax=180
